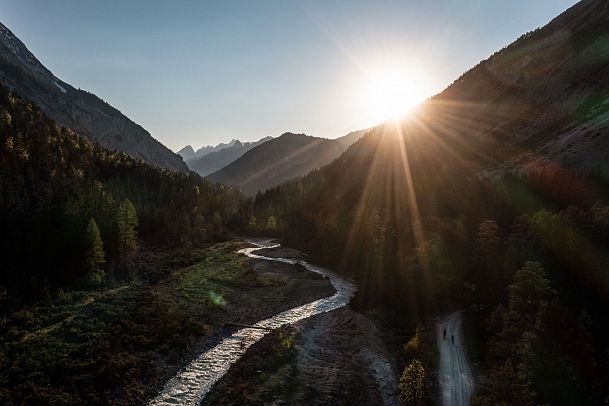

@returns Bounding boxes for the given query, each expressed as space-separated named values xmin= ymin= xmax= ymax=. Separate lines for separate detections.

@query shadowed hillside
xmin=0 ymin=22 xmax=188 ymax=171
xmin=207 ymin=133 xmax=346 ymax=195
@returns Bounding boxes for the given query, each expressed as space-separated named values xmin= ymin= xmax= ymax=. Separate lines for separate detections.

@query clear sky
xmin=0 ymin=0 xmax=579 ymax=150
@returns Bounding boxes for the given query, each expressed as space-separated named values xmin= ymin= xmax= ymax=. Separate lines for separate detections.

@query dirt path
xmin=437 ymin=310 xmax=474 ymax=406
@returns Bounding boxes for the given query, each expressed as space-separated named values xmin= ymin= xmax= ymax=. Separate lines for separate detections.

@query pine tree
xmin=248 ymin=215 xmax=257 ymax=230
xmin=505 ymin=261 xmax=555 ymax=336
xmin=212 ymin=212 xmax=222 ymax=238
xmin=473 ymin=219 xmax=503 ymax=307
xmin=506 ymin=215 xmax=535 ymax=272
xmin=266 ymin=215 xmax=277 ymax=230
xmin=192 ymin=214 xmax=207 ymax=247
xmin=116 ymin=198 xmax=138 ymax=256
xmin=85 ymin=218 xmax=105 ymax=284
xmin=472 ymin=359 xmax=535 ymax=406
xmin=475 ymin=219 xmax=501 ymax=266
xmin=177 ymin=210 xmax=192 ymax=247
xmin=403 ymin=325 xmax=425 ymax=360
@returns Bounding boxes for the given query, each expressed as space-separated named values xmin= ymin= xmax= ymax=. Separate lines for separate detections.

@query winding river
xmin=150 ymin=240 xmax=357 ymax=405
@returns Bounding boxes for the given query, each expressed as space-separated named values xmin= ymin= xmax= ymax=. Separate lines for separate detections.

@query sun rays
xmin=361 ymin=67 xmax=430 ymax=125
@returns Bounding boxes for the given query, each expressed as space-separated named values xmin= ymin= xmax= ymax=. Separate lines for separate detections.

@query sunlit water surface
xmin=150 ymin=240 xmax=356 ymax=405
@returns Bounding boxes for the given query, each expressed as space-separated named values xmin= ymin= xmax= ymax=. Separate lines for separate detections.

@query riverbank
xmin=0 ymin=240 xmax=335 ymax=404
xmin=204 ymin=306 xmax=402 ymax=405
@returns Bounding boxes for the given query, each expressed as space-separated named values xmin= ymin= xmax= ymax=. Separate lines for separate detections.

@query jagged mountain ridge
xmin=0 ymin=22 xmax=187 ymax=171
xmin=186 ymin=136 xmax=273 ymax=177
xmin=178 ymin=139 xmax=241 ymax=162
xmin=198 ymin=128 xmax=366 ymax=191
xmin=176 ymin=145 xmax=196 ymax=161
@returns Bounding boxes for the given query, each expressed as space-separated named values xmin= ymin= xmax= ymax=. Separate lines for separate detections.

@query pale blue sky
xmin=0 ymin=0 xmax=579 ymax=150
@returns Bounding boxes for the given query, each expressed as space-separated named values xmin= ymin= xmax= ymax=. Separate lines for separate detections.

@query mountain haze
xmin=0 ymin=22 xmax=187 ymax=171
xmin=186 ymin=136 xmax=273 ymax=176
xmin=176 ymin=145 xmax=196 ymax=161
xmin=336 ymin=128 xmax=369 ymax=147
xmin=178 ymin=139 xmax=241 ymax=162
xmin=207 ymin=133 xmax=346 ymax=195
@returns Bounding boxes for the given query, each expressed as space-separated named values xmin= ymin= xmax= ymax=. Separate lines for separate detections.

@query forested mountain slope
xmin=432 ymin=0 xmax=609 ymax=176
xmin=0 ymin=22 xmax=188 ymax=171
xmin=0 ymin=83 xmax=244 ymax=302
xmin=207 ymin=133 xmax=346 ymax=195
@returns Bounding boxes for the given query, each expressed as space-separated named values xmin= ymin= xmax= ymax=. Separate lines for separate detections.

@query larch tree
xmin=192 ymin=214 xmax=207 ymax=247
xmin=266 ymin=215 xmax=277 ymax=230
xmin=472 ymin=359 xmax=535 ymax=406
xmin=85 ymin=218 xmax=105 ymax=271
xmin=475 ymin=219 xmax=501 ymax=266
xmin=474 ymin=219 xmax=503 ymax=306
xmin=248 ymin=215 xmax=257 ymax=230
xmin=399 ymin=359 xmax=427 ymax=405
xmin=505 ymin=261 xmax=555 ymax=336
xmin=85 ymin=218 xmax=105 ymax=284
xmin=116 ymin=198 xmax=139 ymax=256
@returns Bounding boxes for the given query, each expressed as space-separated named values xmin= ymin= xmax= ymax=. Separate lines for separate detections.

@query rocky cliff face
xmin=0 ymin=22 xmax=188 ymax=172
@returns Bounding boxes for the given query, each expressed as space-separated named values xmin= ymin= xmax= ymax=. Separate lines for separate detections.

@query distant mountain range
xmin=206 ymin=132 xmax=351 ymax=195
xmin=177 ymin=139 xmax=241 ymax=162
xmin=180 ymin=129 xmax=368 ymax=190
xmin=0 ymin=22 xmax=187 ymax=171
xmin=178 ymin=137 xmax=273 ymax=176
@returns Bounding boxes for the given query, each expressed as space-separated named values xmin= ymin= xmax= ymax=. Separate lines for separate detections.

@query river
xmin=150 ymin=239 xmax=357 ymax=405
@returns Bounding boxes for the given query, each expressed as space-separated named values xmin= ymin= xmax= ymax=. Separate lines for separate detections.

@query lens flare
xmin=363 ymin=67 xmax=429 ymax=125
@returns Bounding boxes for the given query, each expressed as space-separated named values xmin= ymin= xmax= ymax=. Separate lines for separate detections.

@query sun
xmin=363 ymin=67 xmax=428 ymax=125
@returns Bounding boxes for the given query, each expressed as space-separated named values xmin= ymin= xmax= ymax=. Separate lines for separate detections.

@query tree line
xmin=0 ymin=84 xmax=247 ymax=305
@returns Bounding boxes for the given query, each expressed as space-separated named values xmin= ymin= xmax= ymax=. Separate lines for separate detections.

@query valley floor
xmin=0 ymin=241 xmax=334 ymax=404
xmin=203 ymin=246 xmax=404 ymax=406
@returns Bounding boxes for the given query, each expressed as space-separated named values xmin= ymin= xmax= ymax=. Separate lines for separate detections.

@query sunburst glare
xmin=362 ymin=65 xmax=430 ymax=125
